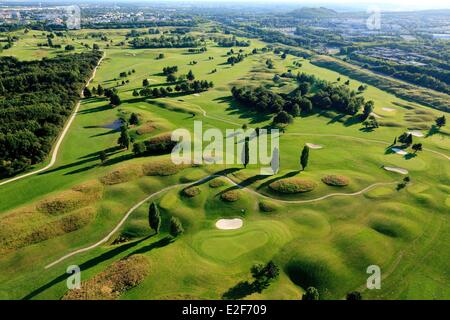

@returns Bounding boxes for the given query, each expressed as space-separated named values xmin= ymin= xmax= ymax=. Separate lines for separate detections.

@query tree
xmin=436 ymin=115 xmax=446 ymax=128
xmin=97 ymin=84 xmax=104 ymax=96
xmin=412 ymin=143 xmax=422 ymax=153
xmin=298 ymin=82 xmax=310 ymax=96
xmin=133 ymin=142 xmax=146 ymax=155
xmin=143 ymin=79 xmax=149 ymax=87
xmin=99 ymin=151 xmax=108 ymax=164
xmin=148 ymin=202 xmax=161 ymax=234
xmin=117 ymin=126 xmax=130 ymax=149
xmin=300 ymin=145 xmax=310 ymax=171
xmin=273 ymin=111 xmax=293 ymax=124
xmin=302 ymin=287 xmax=319 ymax=300
xmin=169 ymin=217 xmax=184 ymax=237
xmin=110 ymin=93 xmax=121 ymax=106
xmin=187 ymin=70 xmax=195 ymax=81
xmin=64 ymin=44 xmax=75 ymax=51
xmin=83 ymin=87 xmax=92 ymax=98
xmin=346 ymin=291 xmax=362 ymax=300
xmin=167 ymin=74 xmax=177 ymax=83
xmin=363 ymin=100 xmax=374 ymax=119
xmin=299 ymin=98 xmax=313 ymax=113
xmin=251 ymin=261 xmax=280 ymax=293
xmin=132 ymin=89 xmax=139 ymax=97
xmin=393 ymin=137 xmax=397 ymax=145
xmin=398 ymin=132 xmax=412 ymax=146
xmin=243 ymin=137 xmax=250 ymax=168
xmin=129 ymin=113 xmax=140 ymax=125
xmin=93 ymin=43 xmax=100 ymax=51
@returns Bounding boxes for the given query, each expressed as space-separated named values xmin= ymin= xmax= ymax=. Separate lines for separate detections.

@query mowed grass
xmin=0 ymin=25 xmax=449 ymax=300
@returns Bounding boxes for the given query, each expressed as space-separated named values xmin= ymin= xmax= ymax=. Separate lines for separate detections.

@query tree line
xmin=129 ymin=35 xmax=203 ymax=49
xmin=0 ymin=51 xmax=103 ymax=178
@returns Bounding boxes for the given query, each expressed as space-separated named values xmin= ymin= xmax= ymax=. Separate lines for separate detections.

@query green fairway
xmin=0 ymin=24 xmax=449 ymax=301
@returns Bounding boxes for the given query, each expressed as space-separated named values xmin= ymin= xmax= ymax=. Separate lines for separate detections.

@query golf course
xmin=0 ymin=24 xmax=449 ymax=300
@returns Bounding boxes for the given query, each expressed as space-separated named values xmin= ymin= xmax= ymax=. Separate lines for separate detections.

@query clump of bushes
xmin=63 ymin=255 xmax=150 ymax=300
xmin=182 ymin=186 xmax=201 ymax=198
xmin=269 ymin=178 xmax=317 ymax=194
xmin=209 ymin=178 xmax=225 ymax=188
xmin=133 ymin=132 xmax=177 ymax=156
xmin=220 ymin=189 xmax=241 ymax=202
xmin=321 ymin=175 xmax=350 ymax=187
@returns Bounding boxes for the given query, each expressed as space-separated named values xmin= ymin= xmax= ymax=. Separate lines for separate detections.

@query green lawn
xmin=0 ymin=25 xmax=449 ymax=300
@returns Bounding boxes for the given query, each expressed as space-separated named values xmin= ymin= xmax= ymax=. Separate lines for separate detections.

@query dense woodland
xmin=231 ymin=72 xmax=372 ymax=125
xmin=129 ymin=35 xmax=203 ymax=48
xmin=0 ymin=51 xmax=102 ymax=177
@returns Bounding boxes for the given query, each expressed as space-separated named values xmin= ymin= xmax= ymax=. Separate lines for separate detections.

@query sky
xmin=1 ymin=0 xmax=449 ymax=11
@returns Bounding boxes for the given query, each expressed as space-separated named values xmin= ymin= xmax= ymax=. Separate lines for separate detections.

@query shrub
xmin=269 ymin=178 xmax=317 ymax=194
xmin=209 ymin=178 xmax=225 ymax=188
xmin=63 ymin=255 xmax=150 ymax=300
xmin=182 ymin=186 xmax=201 ymax=197
xmin=321 ymin=175 xmax=350 ymax=187
xmin=220 ymin=189 xmax=241 ymax=202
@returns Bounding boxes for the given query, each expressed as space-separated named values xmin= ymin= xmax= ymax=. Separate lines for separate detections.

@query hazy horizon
xmin=0 ymin=0 xmax=449 ymax=12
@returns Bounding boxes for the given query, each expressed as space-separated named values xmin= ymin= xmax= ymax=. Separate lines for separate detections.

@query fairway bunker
xmin=306 ymin=143 xmax=323 ymax=149
xmin=382 ymin=107 xmax=395 ymax=112
xmin=391 ymin=147 xmax=408 ymax=155
xmin=383 ymin=166 xmax=409 ymax=175
xmin=407 ymin=131 xmax=424 ymax=137
xmin=215 ymin=218 xmax=243 ymax=230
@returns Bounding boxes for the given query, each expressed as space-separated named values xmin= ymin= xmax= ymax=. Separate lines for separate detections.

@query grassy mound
xmin=283 ymin=243 xmax=352 ymax=298
xmin=136 ymin=121 xmax=156 ymax=135
xmin=220 ymin=189 xmax=241 ymax=202
xmin=259 ymin=200 xmax=280 ymax=212
xmin=209 ymin=178 xmax=226 ymax=188
xmin=142 ymin=160 xmax=189 ymax=176
xmin=269 ymin=178 xmax=317 ymax=194
xmin=0 ymin=207 xmax=96 ymax=253
xmin=321 ymin=175 xmax=350 ymax=187
xmin=63 ymin=254 xmax=150 ymax=300
xmin=100 ymin=166 xmax=143 ymax=185
xmin=369 ymin=214 xmax=422 ymax=240
xmin=37 ymin=181 xmax=103 ymax=214
xmin=182 ymin=186 xmax=201 ymax=198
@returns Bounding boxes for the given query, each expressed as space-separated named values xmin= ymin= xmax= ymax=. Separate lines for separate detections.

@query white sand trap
xmin=306 ymin=143 xmax=323 ymax=149
xmin=407 ymin=131 xmax=424 ymax=137
xmin=215 ymin=218 xmax=243 ymax=230
xmin=193 ymin=93 xmax=200 ymax=96
xmin=370 ymin=112 xmax=382 ymax=118
xmin=391 ymin=147 xmax=408 ymax=155
xmin=383 ymin=166 xmax=409 ymax=175
xmin=382 ymin=107 xmax=395 ymax=112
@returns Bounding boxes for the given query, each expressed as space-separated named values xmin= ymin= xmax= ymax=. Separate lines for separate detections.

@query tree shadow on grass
xmin=256 ymin=170 xmax=299 ymax=191
xmin=222 ymin=281 xmax=256 ymax=300
xmin=78 ymin=104 xmax=113 ymax=114
xmin=22 ymin=234 xmax=156 ymax=300
xmin=426 ymin=125 xmax=440 ymax=138
xmin=404 ymin=153 xmax=417 ymax=160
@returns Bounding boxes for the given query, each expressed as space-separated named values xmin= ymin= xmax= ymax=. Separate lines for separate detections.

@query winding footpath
xmin=0 ymin=53 xmax=105 ymax=187
xmin=45 ymin=174 xmax=397 ymax=269
xmin=44 ymin=97 xmax=448 ymax=269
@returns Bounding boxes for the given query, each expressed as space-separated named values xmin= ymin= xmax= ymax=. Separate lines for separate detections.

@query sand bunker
xmin=407 ymin=131 xmax=424 ymax=137
xmin=306 ymin=143 xmax=323 ymax=149
xmin=370 ymin=112 xmax=382 ymax=118
xmin=391 ymin=147 xmax=408 ymax=155
xmin=383 ymin=166 xmax=409 ymax=175
xmin=382 ymin=107 xmax=395 ymax=112
xmin=215 ymin=218 xmax=243 ymax=230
